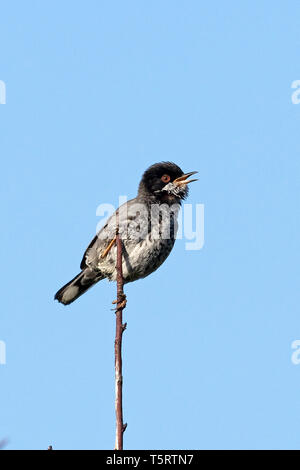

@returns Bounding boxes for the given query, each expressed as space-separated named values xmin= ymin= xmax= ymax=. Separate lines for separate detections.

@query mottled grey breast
xmin=81 ymin=198 xmax=180 ymax=283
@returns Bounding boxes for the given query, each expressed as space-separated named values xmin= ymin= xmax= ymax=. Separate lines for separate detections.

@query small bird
xmin=55 ymin=162 xmax=197 ymax=305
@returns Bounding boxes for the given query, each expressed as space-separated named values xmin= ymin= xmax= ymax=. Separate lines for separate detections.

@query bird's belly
xmin=124 ymin=236 xmax=175 ymax=282
xmin=94 ymin=203 xmax=179 ymax=283
xmin=98 ymin=235 xmax=175 ymax=283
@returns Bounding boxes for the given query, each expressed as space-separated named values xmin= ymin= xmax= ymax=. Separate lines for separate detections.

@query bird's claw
xmin=112 ymin=293 xmax=127 ymax=310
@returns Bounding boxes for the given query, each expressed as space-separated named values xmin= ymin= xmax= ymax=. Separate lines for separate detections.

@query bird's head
xmin=138 ymin=162 xmax=198 ymax=204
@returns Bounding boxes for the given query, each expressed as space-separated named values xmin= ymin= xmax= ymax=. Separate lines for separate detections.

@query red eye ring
xmin=161 ymin=174 xmax=171 ymax=183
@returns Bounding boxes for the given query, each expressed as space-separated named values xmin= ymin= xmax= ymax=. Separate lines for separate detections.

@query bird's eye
xmin=161 ymin=174 xmax=171 ymax=183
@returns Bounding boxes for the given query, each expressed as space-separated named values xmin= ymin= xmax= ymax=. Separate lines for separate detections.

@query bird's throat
xmin=160 ymin=193 xmax=181 ymax=205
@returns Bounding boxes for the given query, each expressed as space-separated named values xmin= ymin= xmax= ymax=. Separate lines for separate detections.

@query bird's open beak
xmin=173 ymin=171 xmax=198 ymax=187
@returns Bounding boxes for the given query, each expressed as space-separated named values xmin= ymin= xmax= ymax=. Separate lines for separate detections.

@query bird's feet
xmin=112 ymin=293 xmax=127 ymax=310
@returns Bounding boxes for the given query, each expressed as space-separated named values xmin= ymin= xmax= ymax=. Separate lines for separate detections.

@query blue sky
xmin=0 ymin=1 xmax=299 ymax=450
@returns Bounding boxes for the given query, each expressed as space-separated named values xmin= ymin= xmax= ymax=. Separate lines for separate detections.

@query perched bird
xmin=55 ymin=162 xmax=197 ymax=305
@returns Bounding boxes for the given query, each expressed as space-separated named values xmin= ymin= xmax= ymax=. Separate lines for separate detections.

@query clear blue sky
xmin=0 ymin=1 xmax=299 ymax=450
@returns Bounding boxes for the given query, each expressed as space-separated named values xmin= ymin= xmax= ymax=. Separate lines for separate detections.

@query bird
xmin=55 ymin=162 xmax=197 ymax=305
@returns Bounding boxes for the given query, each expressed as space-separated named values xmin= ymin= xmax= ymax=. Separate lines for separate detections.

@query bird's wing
xmin=80 ymin=234 xmax=100 ymax=269
xmin=80 ymin=198 xmax=147 ymax=269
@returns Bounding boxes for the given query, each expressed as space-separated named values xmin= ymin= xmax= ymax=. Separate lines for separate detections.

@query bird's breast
xmin=96 ymin=204 xmax=179 ymax=283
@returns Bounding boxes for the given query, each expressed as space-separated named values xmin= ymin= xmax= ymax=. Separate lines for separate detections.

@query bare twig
xmin=114 ymin=224 xmax=127 ymax=450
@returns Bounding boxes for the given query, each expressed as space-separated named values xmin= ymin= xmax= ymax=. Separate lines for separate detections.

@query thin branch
xmin=114 ymin=225 xmax=127 ymax=450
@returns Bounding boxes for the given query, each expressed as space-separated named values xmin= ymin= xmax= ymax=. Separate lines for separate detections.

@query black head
xmin=138 ymin=162 xmax=197 ymax=204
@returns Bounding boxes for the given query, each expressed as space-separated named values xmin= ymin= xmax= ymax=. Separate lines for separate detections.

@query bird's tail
xmin=54 ymin=268 xmax=104 ymax=305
